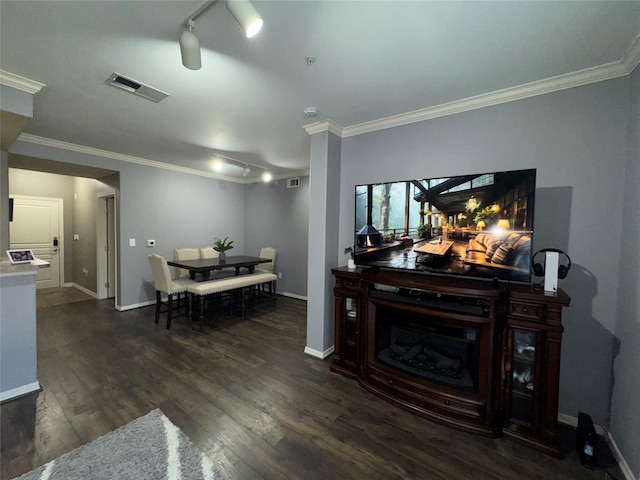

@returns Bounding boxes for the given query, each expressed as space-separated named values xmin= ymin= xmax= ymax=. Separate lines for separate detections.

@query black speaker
xmin=532 ymin=248 xmax=571 ymax=279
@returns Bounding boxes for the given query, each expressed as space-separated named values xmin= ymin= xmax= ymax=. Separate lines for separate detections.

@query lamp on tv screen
xmin=353 ymin=168 xmax=536 ymax=284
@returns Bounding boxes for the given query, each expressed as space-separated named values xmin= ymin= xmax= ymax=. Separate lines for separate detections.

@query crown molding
xmin=303 ymin=119 xmax=344 ymax=137
xmin=621 ymin=32 xmax=640 ymax=73
xmin=16 ymin=133 xmax=247 ymax=184
xmin=341 ymin=61 xmax=631 ymax=138
xmin=0 ymin=70 xmax=45 ymax=94
xmin=16 ymin=133 xmax=308 ymax=184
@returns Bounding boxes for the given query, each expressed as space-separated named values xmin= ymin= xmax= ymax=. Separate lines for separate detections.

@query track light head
xmin=226 ymin=0 xmax=263 ymax=38
xmin=212 ymin=157 xmax=225 ymax=172
xmin=180 ymin=20 xmax=201 ymax=70
xmin=241 ymin=165 xmax=251 ymax=177
xmin=261 ymin=170 xmax=272 ymax=183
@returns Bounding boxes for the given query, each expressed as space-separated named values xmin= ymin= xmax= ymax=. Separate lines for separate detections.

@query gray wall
xmin=8 ymin=168 xmax=74 ymax=282
xmin=244 ymin=175 xmax=309 ymax=298
xmin=0 ymin=152 xmax=8 ymax=253
xmin=72 ymin=177 xmax=98 ymax=292
xmin=337 ymin=77 xmax=630 ymax=433
xmin=0 ymin=84 xmax=33 ymax=118
xmin=118 ymin=166 xmax=245 ymax=307
xmin=306 ymin=131 xmax=342 ymax=356
xmin=610 ymin=66 xmax=640 ymax=477
xmin=1 ymin=84 xmax=34 ymax=253
xmin=0 ymin=271 xmax=38 ymax=399
xmin=8 ymin=140 xmax=246 ymax=308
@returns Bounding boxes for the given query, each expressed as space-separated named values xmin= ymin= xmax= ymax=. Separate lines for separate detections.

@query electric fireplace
xmin=375 ymin=307 xmax=480 ymax=393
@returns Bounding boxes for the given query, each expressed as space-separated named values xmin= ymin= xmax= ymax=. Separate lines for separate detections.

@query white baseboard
xmin=304 ymin=345 xmax=334 ymax=359
xmin=71 ymin=283 xmax=97 ymax=298
xmin=278 ymin=291 xmax=307 ymax=301
xmin=558 ymin=412 xmax=635 ymax=480
xmin=604 ymin=430 xmax=636 ymax=480
xmin=0 ymin=381 xmax=41 ymax=403
xmin=117 ymin=299 xmax=155 ymax=311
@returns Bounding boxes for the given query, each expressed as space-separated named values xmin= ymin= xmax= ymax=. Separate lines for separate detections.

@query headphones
xmin=532 ymin=248 xmax=572 ymax=279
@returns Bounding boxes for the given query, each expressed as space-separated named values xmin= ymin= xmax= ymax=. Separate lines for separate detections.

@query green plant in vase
xmin=213 ymin=236 xmax=234 ymax=261
xmin=344 ymin=246 xmax=356 ymax=269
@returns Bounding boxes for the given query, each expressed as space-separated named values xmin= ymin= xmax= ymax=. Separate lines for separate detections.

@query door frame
xmin=96 ymin=192 xmax=118 ymax=305
xmin=10 ymin=194 xmax=64 ymax=288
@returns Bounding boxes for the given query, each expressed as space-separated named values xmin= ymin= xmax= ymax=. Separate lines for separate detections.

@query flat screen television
xmin=353 ymin=168 xmax=536 ymax=284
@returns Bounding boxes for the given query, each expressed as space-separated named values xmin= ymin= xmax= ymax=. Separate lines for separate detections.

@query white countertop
xmin=0 ymin=258 xmax=50 ymax=276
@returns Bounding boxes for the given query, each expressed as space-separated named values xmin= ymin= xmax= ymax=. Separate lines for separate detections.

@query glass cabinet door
xmin=343 ymin=297 xmax=358 ymax=364
xmin=510 ymin=329 xmax=537 ymax=425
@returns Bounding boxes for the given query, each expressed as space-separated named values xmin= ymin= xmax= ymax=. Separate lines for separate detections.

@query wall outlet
xmin=82 ymin=268 xmax=88 ymax=276
xmin=73 ymin=234 xmax=79 ymax=241
xmin=129 ymin=238 xmax=136 ymax=247
xmin=278 ymin=272 xmax=282 ymax=279
xmin=147 ymin=240 xmax=155 ymax=247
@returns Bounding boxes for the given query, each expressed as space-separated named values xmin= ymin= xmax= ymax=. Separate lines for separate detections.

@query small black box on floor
xmin=577 ymin=412 xmax=596 ymax=468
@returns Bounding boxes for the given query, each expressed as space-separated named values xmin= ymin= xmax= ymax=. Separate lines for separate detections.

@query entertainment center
xmin=331 ymin=266 xmax=570 ymax=456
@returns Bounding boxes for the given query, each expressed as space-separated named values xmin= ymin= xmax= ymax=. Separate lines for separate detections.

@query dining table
xmin=167 ymin=255 xmax=271 ymax=281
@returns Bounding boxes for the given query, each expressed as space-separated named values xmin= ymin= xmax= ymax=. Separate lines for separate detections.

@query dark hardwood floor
xmin=1 ymin=290 xmax=623 ymax=479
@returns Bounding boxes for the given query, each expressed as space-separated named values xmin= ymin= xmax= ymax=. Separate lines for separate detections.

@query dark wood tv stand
xmin=331 ymin=266 xmax=570 ymax=456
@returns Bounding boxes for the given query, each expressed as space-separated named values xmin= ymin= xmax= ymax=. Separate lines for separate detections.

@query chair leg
xmin=240 ymin=287 xmax=246 ymax=319
xmin=155 ymin=291 xmax=161 ymax=324
xmin=166 ymin=293 xmax=174 ymax=329
xmin=188 ymin=293 xmax=193 ymax=328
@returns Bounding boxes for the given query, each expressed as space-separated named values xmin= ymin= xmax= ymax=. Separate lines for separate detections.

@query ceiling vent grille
xmin=287 ymin=178 xmax=300 ymax=188
xmin=105 ymin=73 xmax=169 ymax=103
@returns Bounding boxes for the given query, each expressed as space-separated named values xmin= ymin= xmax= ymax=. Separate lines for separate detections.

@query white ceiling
xmin=1 ymin=1 xmax=639 ymax=181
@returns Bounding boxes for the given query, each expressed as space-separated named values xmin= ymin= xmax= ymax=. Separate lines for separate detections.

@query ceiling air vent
xmin=287 ymin=178 xmax=300 ymax=188
xmin=105 ymin=73 xmax=169 ymax=103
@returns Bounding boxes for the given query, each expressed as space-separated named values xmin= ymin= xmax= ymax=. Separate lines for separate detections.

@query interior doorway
xmin=96 ymin=193 xmax=117 ymax=302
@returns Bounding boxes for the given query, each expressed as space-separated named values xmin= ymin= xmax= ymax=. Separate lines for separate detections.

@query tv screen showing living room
xmin=354 ymin=168 xmax=536 ymax=284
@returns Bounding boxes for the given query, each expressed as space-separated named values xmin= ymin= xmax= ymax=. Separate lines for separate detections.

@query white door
xmin=9 ymin=196 xmax=63 ymax=289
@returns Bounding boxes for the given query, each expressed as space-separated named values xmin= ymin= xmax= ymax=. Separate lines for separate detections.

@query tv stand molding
xmin=331 ymin=266 xmax=570 ymax=456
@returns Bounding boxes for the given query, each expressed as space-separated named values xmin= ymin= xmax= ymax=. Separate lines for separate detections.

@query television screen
xmin=353 ymin=168 xmax=536 ymax=283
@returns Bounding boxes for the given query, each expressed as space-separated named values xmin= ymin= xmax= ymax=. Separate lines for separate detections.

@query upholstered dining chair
xmin=200 ymin=246 xmax=219 ymax=259
xmin=148 ymin=254 xmax=195 ymax=329
xmin=200 ymin=246 xmax=235 ymax=279
xmin=256 ymin=246 xmax=277 ymax=295
xmin=256 ymin=247 xmax=276 ymax=273
xmin=174 ymin=247 xmax=201 ymax=279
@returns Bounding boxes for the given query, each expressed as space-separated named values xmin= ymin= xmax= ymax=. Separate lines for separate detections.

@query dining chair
xmin=174 ymin=248 xmax=201 ymax=279
xmin=148 ymin=254 xmax=195 ymax=329
xmin=200 ymin=246 xmax=219 ymax=259
xmin=255 ymin=246 xmax=277 ymax=295
xmin=256 ymin=247 xmax=276 ymax=273
xmin=200 ymin=246 xmax=235 ymax=279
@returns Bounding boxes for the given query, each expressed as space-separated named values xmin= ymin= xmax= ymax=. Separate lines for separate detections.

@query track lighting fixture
xmin=226 ymin=0 xmax=263 ymax=38
xmin=179 ymin=0 xmax=263 ymax=71
xmin=209 ymin=155 xmax=269 ymax=180
xmin=180 ymin=19 xmax=202 ymax=70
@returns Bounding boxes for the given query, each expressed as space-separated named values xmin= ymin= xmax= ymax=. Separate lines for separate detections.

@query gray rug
xmin=14 ymin=409 xmax=226 ymax=480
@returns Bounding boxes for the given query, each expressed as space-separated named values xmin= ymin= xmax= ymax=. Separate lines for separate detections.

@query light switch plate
xmin=129 ymin=238 xmax=136 ymax=247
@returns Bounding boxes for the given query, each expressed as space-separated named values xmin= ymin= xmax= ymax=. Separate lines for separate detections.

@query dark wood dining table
xmin=167 ymin=255 xmax=271 ymax=281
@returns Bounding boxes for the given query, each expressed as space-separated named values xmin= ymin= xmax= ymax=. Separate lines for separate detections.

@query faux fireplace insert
xmin=375 ymin=306 xmax=480 ymax=393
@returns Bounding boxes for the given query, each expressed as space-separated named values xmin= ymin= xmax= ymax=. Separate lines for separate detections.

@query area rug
xmin=13 ymin=409 xmax=226 ymax=480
